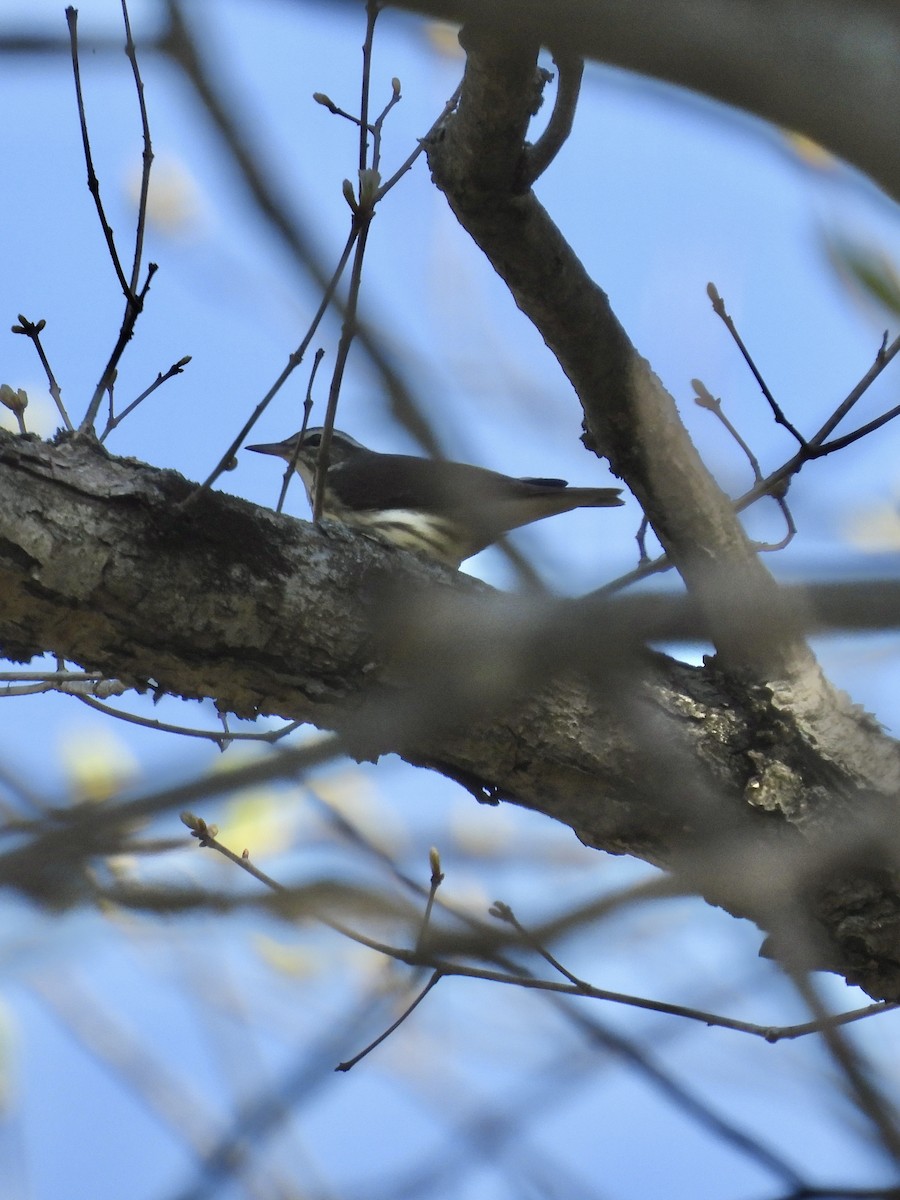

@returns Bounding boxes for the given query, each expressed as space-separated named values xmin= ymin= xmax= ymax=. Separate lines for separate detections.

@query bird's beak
xmin=246 ymin=441 xmax=290 ymax=457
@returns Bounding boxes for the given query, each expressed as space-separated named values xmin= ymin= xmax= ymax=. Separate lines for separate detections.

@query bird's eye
xmin=304 ymin=433 xmax=321 ymax=448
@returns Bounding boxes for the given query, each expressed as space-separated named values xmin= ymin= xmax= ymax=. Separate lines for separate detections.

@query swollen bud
xmin=342 ymin=178 xmax=359 ymax=213
xmin=691 ymin=379 xmax=718 ymax=411
xmin=358 ymin=168 xmax=381 ymax=205
xmin=0 ymin=383 xmax=28 ymax=414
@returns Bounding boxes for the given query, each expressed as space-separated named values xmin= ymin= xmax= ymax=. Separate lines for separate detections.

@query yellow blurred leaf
xmin=842 ymin=502 xmax=900 ymax=552
xmin=220 ymin=791 xmax=294 ymax=859
xmin=423 ymin=20 xmax=462 ymax=57
xmin=825 ymin=235 xmax=900 ymax=317
xmin=783 ymin=130 xmax=836 ymax=171
xmin=253 ymin=933 xmax=322 ymax=978
xmin=59 ymin=726 xmax=138 ymax=802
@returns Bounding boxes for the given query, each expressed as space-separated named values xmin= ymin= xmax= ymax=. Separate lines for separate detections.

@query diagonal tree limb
xmin=3 ymin=431 xmax=900 ymax=999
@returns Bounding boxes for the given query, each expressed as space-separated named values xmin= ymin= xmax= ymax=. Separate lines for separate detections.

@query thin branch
xmin=182 ymin=814 xmax=288 ymax=889
xmin=10 ymin=315 xmax=73 ymax=430
xmin=370 ymin=76 xmax=402 ymax=175
xmin=415 ymin=847 xmax=445 ymax=953
xmin=101 ymin=355 xmax=191 ymax=440
xmin=75 ymin=692 xmax=304 ymax=745
xmin=310 ymin=2 xmax=382 ymax=522
xmin=0 ymin=670 xmax=105 ymax=682
xmin=358 ymin=2 xmax=379 ymax=173
xmin=0 ymin=738 xmax=344 ymax=894
xmin=311 ymin=204 xmax=375 ymax=522
xmin=161 ymin=0 xmax=443 ymax=463
xmin=120 ymin=0 xmax=153 ymax=296
xmin=2 ymin=675 xmax=126 ymax=699
xmin=65 ymin=6 xmax=131 ymax=299
xmin=520 ymin=52 xmax=584 ymax=186
xmin=70 ymin=0 xmax=157 ymax=434
xmin=191 ymin=823 xmax=897 ymax=1047
xmin=693 ymin=377 xmax=763 ymax=481
xmin=275 ymin=347 xmax=325 ymax=514
xmin=596 ymin=331 xmax=900 ymax=598
xmin=813 ymin=397 xmax=900 ymax=458
xmin=336 ymin=971 xmax=442 ymax=1072
xmin=489 ymin=900 xmax=588 ymax=988
xmin=186 ymin=227 xmax=359 ymax=503
xmin=327 ymin=934 xmax=897 ymax=1043
xmin=79 ymin=264 xmax=158 ymax=433
xmin=312 ymin=91 xmax=365 ymax=128
xmin=693 ymin=377 xmax=797 ymax=554
xmin=788 ymin=967 xmax=900 ymax=1163
xmin=809 ymin=329 xmax=898 ymax=448
xmin=753 ymin=495 xmax=797 ymax=553
xmin=708 ymin=282 xmax=807 ymax=446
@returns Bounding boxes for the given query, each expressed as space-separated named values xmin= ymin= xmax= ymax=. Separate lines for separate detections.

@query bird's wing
xmin=331 ymin=454 xmax=561 ymax=513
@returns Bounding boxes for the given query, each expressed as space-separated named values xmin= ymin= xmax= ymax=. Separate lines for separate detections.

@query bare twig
xmin=0 ymin=737 xmax=343 ymax=894
xmin=415 ymin=847 xmax=445 ymax=953
xmin=68 ymin=1 xmax=159 ymax=434
xmin=275 ymin=347 xmax=325 ymax=514
xmin=335 ymin=971 xmax=442 ymax=1072
xmin=312 ymin=213 xmax=374 ymax=523
xmin=0 ymin=670 xmax=105 ymax=683
xmin=809 ymin=329 xmax=896 ymax=448
xmin=10 ymin=315 xmax=73 ymax=430
xmin=321 ymin=931 xmax=896 ymax=1043
xmin=520 ymin=52 xmax=584 ymax=186
xmin=788 ymin=967 xmax=900 ymax=1163
xmin=2 ymin=674 xmax=126 ymax=699
xmin=370 ymin=76 xmax=402 ymax=174
xmin=101 ymin=355 xmax=191 ymax=440
xmin=120 ymin=0 xmax=153 ymax=296
xmin=693 ymin=377 xmax=797 ymax=554
xmin=162 ymin=0 xmax=444 ymax=464
xmin=182 ymin=813 xmax=288 ymax=889
xmin=376 ymin=82 xmax=462 ymax=201
xmin=708 ymin=282 xmax=807 ymax=446
xmin=693 ymin=377 xmax=763 ymax=481
xmin=80 ymin=264 xmax=158 ymax=434
xmin=311 ymin=4 xmax=382 ymax=524
xmin=189 ymin=821 xmax=896 ymax=1047
xmin=186 ymin=227 xmax=359 ymax=503
xmin=65 ymin=6 xmax=130 ymax=298
xmin=490 ymin=900 xmax=588 ymax=988
xmin=75 ymin=692 xmax=303 ymax=745
xmin=635 ymin=514 xmax=654 ymax=564
xmin=753 ymin=493 xmax=797 ymax=554
xmin=812 ymin=396 xmax=900 ymax=458
xmin=596 ymin=331 xmax=900 ymax=598
xmin=358 ymin=1 xmax=379 ymax=172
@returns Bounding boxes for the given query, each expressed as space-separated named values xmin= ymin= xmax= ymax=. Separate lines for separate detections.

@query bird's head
xmin=247 ymin=427 xmax=366 ymax=486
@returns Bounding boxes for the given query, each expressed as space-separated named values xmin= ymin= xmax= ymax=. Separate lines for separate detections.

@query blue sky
xmin=1 ymin=2 xmax=900 ymax=1198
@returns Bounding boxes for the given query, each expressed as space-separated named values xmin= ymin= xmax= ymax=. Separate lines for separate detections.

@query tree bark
xmin=2 ymin=431 xmax=900 ymax=998
xmin=385 ymin=0 xmax=900 ymax=203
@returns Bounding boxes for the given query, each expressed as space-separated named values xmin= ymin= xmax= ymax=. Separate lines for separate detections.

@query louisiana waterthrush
xmin=248 ymin=426 xmax=624 ymax=568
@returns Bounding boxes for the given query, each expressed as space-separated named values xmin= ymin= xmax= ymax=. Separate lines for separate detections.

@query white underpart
xmin=339 ymin=507 xmax=463 ymax=566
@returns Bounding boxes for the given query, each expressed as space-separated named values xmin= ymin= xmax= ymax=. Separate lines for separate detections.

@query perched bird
xmin=248 ymin=426 xmax=623 ymax=568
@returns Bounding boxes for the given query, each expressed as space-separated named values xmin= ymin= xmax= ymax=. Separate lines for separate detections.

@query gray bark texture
xmin=1 ymin=3 xmax=899 ymax=1003
xmin=385 ymin=0 xmax=900 ymax=203
xmin=2 ymin=430 xmax=900 ymax=1000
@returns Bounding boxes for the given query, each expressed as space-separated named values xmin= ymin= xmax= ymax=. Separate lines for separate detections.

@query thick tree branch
xmin=425 ymin=25 xmax=809 ymax=678
xmin=386 ymin=0 xmax=900 ymax=203
xmin=3 ymin=432 xmax=900 ymax=998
